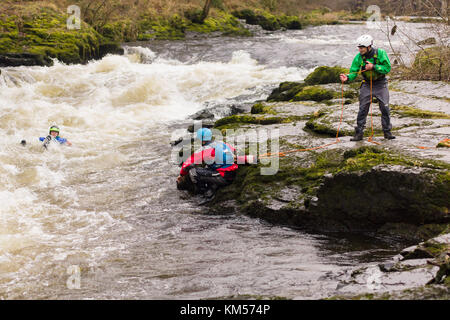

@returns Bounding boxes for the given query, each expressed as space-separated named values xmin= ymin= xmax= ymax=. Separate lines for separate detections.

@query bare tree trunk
xmin=200 ymin=0 xmax=213 ymax=23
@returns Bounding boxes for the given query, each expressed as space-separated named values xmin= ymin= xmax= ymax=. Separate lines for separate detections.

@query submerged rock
xmin=0 ymin=53 xmax=52 ymax=67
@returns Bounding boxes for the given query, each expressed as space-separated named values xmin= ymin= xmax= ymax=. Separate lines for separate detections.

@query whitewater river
xmin=0 ymin=22 xmax=437 ymax=299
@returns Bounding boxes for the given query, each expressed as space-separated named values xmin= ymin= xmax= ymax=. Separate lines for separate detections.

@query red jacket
xmin=180 ymin=141 xmax=238 ymax=178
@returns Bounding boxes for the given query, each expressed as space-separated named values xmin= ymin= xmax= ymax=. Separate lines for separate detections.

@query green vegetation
xmin=231 ymin=9 xmax=301 ymax=31
xmin=186 ymin=11 xmax=251 ymax=36
xmin=0 ymin=5 xmax=122 ymax=65
xmin=250 ymin=102 xmax=277 ymax=114
xmin=404 ymin=46 xmax=450 ymax=81
xmin=135 ymin=11 xmax=251 ymax=40
xmin=298 ymin=8 xmax=370 ymax=26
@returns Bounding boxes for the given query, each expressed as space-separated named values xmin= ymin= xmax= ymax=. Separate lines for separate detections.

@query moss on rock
xmin=185 ymin=11 xmax=251 ymax=36
xmin=250 ymin=102 xmax=276 ymax=114
xmin=305 ymin=117 xmax=354 ymax=137
xmin=211 ymin=145 xmax=450 ymax=237
xmin=391 ymin=105 xmax=450 ymax=119
xmin=0 ymin=6 xmax=122 ymax=66
xmin=293 ymin=86 xmax=336 ymax=102
xmin=232 ymin=9 xmax=301 ymax=31
xmin=136 ymin=11 xmax=250 ymax=40
xmin=304 ymin=66 xmax=349 ymax=85
xmin=267 ymin=82 xmax=307 ymax=102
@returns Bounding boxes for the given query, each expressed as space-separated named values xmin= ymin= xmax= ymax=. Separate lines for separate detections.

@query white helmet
xmin=356 ymin=34 xmax=373 ymax=47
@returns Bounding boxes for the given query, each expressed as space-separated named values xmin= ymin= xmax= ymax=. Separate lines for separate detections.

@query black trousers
xmin=188 ymin=167 xmax=230 ymax=192
xmin=357 ymin=78 xmax=392 ymax=132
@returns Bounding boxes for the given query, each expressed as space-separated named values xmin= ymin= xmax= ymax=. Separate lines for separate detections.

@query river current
xmin=0 ymin=22 xmax=436 ymax=299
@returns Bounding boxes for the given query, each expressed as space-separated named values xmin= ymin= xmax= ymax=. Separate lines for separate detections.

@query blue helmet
xmin=196 ymin=128 xmax=212 ymax=142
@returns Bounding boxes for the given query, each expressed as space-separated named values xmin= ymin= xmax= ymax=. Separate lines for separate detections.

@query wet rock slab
xmin=206 ymin=78 xmax=450 ymax=239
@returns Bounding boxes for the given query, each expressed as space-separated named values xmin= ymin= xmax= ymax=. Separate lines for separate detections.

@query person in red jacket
xmin=177 ymin=128 xmax=238 ymax=201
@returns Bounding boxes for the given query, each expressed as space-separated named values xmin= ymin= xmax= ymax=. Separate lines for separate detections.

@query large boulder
xmin=304 ymin=66 xmax=349 ymax=85
xmin=209 ymin=146 xmax=450 ymax=239
xmin=267 ymin=82 xmax=307 ymax=102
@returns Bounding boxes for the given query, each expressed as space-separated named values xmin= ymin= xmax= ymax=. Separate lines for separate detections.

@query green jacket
xmin=347 ymin=48 xmax=391 ymax=82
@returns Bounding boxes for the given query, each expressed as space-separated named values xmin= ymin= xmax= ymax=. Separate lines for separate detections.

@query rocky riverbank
xmin=175 ymin=66 xmax=450 ymax=297
xmin=0 ymin=2 xmax=372 ymax=67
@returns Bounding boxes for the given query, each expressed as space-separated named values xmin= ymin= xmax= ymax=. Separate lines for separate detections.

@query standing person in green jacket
xmin=340 ymin=34 xmax=395 ymax=141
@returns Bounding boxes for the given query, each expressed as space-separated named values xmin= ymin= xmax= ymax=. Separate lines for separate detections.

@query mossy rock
xmin=251 ymin=102 xmax=276 ymax=114
xmin=185 ymin=12 xmax=250 ymax=37
xmin=138 ymin=11 xmax=250 ymax=39
xmin=305 ymin=118 xmax=353 ymax=137
xmin=267 ymin=82 xmax=307 ymax=102
xmin=304 ymin=66 xmax=349 ymax=85
xmin=417 ymin=37 xmax=437 ymax=46
xmin=100 ymin=20 xmax=139 ymax=42
xmin=232 ymin=9 xmax=301 ymax=31
xmin=0 ymin=52 xmax=52 ymax=67
xmin=391 ymin=105 xmax=450 ymax=119
xmin=293 ymin=86 xmax=336 ymax=102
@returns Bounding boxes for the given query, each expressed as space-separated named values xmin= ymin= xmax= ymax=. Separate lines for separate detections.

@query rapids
xmin=0 ymin=22 xmax=440 ymax=299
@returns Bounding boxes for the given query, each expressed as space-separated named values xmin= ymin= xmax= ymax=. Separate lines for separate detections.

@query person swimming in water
xmin=39 ymin=125 xmax=72 ymax=149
